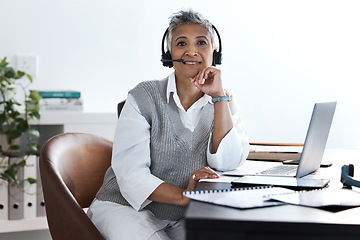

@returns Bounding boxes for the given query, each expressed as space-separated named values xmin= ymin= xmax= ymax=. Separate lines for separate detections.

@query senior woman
xmin=88 ymin=9 xmax=250 ymax=240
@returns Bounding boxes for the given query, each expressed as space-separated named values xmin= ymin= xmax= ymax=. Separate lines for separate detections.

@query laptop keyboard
xmin=257 ymin=165 xmax=297 ymax=176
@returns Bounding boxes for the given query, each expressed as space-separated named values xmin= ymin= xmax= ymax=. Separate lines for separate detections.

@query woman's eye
xmin=198 ymin=40 xmax=207 ymax=46
xmin=176 ymin=41 xmax=186 ymax=46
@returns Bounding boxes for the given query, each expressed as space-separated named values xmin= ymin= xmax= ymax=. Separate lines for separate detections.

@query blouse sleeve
xmin=207 ymin=94 xmax=250 ymax=171
xmin=111 ymin=94 xmax=164 ymax=211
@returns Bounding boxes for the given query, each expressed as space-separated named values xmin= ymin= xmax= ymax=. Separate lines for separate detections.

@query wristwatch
xmin=211 ymin=95 xmax=231 ymax=103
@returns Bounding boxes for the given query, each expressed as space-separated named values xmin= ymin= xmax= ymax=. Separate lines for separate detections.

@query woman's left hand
xmin=185 ymin=166 xmax=220 ymax=192
xmin=190 ymin=67 xmax=225 ymax=98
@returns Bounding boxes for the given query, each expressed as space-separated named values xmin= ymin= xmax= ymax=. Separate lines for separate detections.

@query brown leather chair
xmin=39 ymin=132 xmax=112 ymax=240
xmin=117 ymin=100 xmax=125 ymax=118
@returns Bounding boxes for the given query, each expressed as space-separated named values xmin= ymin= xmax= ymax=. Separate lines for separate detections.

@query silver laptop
xmin=225 ymin=102 xmax=337 ymax=179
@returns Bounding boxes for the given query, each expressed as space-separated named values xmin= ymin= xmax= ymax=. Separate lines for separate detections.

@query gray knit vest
xmin=96 ymin=78 xmax=214 ymax=220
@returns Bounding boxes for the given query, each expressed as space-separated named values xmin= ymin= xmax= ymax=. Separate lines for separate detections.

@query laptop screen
xmin=296 ymin=102 xmax=337 ymax=178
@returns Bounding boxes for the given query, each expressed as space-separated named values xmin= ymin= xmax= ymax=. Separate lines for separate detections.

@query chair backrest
xmin=39 ymin=132 xmax=112 ymax=240
xmin=117 ymin=100 xmax=125 ymax=118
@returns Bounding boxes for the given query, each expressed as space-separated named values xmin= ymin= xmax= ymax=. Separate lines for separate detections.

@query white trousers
xmin=88 ymin=199 xmax=186 ymax=240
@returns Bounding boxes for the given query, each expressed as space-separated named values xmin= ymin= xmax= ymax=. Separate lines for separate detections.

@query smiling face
xmin=170 ymin=23 xmax=214 ymax=80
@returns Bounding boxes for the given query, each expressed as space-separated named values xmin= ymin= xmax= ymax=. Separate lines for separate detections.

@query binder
xmin=23 ymin=155 xmax=37 ymax=219
xmin=183 ymin=186 xmax=294 ymax=209
xmin=8 ymin=157 xmax=24 ymax=220
xmin=36 ymin=157 xmax=46 ymax=217
xmin=0 ymin=162 xmax=8 ymax=220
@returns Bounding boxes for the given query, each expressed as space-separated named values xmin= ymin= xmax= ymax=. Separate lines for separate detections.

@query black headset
xmin=161 ymin=24 xmax=222 ymax=68
xmin=341 ymin=164 xmax=360 ymax=188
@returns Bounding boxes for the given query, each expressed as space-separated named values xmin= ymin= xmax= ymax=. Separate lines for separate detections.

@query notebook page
xmin=183 ymin=186 xmax=294 ymax=209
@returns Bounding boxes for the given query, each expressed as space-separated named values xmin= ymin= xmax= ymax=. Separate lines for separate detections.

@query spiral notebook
xmin=183 ymin=186 xmax=294 ymax=209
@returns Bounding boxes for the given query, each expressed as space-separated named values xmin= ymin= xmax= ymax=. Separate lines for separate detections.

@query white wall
xmin=1 ymin=0 xmax=360 ymax=149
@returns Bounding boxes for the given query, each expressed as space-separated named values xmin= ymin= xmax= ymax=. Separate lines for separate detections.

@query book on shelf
xmin=247 ymin=142 xmax=303 ymax=162
xmin=39 ymin=97 xmax=83 ymax=111
xmin=36 ymin=90 xmax=81 ymax=99
xmin=32 ymin=89 xmax=83 ymax=112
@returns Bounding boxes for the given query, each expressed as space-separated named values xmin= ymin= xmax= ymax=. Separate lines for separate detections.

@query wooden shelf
xmin=0 ymin=217 xmax=48 ymax=233
xmin=37 ymin=112 xmax=117 ymax=125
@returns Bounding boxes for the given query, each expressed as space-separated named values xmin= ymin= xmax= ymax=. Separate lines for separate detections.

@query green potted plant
xmin=0 ymin=56 xmax=42 ymax=191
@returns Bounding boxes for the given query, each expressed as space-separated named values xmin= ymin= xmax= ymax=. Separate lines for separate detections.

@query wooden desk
xmin=185 ymin=149 xmax=360 ymax=240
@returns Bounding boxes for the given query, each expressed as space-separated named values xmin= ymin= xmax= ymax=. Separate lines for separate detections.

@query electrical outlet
xmin=16 ymin=54 xmax=38 ymax=77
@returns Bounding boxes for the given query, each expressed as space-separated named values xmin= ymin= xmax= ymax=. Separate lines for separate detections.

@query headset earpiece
xmin=212 ymin=50 xmax=222 ymax=66
xmin=211 ymin=25 xmax=222 ymax=66
xmin=161 ymin=28 xmax=174 ymax=68
xmin=162 ymin=50 xmax=173 ymax=68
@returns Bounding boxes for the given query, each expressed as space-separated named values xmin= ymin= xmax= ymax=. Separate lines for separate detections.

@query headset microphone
xmin=161 ymin=58 xmax=184 ymax=63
